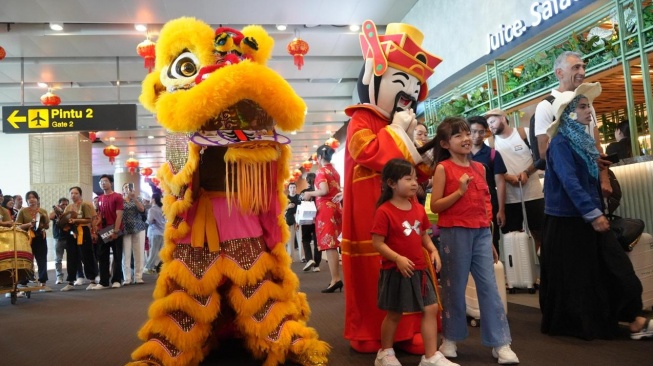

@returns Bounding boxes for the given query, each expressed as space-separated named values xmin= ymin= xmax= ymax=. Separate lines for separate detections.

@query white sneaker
xmin=73 ymin=278 xmax=85 ymax=286
xmin=492 ymin=344 xmax=519 ymax=364
xmin=86 ymin=283 xmax=98 ymax=291
xmin=419 ymin=351 xmax=460 ymax=366
xmin=111 ymin=282 xmax=121 ymax=288
xmin=60 ymin=284 xmax=74 ymax=292
xmin=374 ymin=348 xmax=402 ymax=366
xmin=134 ymin=279 xmax=145 ymax=284
xmin=439 ymin=339 xmax=457 ymax=358
xmin=312 ymin=267 xmax=321 ymax=272
xmin=303 ymin=260 xmax=316 ymax=272
xmin=122 ymin=281 xmax=131 ymax=286
xmin=39 ymin=284 xmax=53 ymax=292
xmin=92 ymin=284 xmax=111 ymax=290
xmin=55 ymin=278 xmax=63 ymax=285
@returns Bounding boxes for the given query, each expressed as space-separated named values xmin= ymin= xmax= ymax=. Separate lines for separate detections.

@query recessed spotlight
xmin=37 ymin=82 xmax=48 ymax=88
xmin=312 ymin=145 xmax=318 ymax=148
xmin=276 ymin=24 xmax=287 ymax=31
xmin=349 ymin=24 xmax=360 ymax=32
xmin=291 ymin=131 xmax=297 ymax=135
xmin=135 ymin=24 xmax=147 ymax=32
xmin=148 ymin=135 xmax=154 ymax=139
xmin=49 ymin=23 xmax=63 ymax=31
xmin=326 ymin=130 xmax=332 ymax=135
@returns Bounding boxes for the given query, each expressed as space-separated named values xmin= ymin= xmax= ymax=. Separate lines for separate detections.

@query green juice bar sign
xmin=2 ymin=104 xmax=137 ymax=133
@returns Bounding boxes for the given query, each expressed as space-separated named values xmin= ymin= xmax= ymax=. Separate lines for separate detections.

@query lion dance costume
xmin=127 ymin=18 xmax=329 ymax=366
xmin=342 ymin=20 xmax=441 ymax=353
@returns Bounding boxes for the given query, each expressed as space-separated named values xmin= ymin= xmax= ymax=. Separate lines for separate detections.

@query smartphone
xmin=606 ymin=153 xmax=620 ymax=164
xmin=128 ymin=183 xmax=135 ymax=192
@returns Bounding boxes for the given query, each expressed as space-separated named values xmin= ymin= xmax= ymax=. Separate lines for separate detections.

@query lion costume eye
xmin=168 ymin=51 xmax=200 ymax=79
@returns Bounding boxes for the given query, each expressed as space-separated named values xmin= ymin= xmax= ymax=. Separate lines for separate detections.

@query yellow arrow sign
xmin=7 ymin=110 xmax=27 ymax=129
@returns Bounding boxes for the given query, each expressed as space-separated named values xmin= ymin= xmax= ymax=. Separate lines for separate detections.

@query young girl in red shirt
xmin=424 ymin=117 xmax=519 ymax=364
xmin=371 ymin=159 xmax=457 ymax=366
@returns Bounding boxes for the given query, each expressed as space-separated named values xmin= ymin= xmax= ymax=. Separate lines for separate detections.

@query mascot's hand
xmin=392 ymin=108 xmax=417 ymax=133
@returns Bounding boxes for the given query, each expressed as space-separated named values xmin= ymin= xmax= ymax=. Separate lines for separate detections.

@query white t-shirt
xmin=493 ymin=128 xmax=544 ymax=204
xmin=534 ymin=89 xmax=597 ymax=138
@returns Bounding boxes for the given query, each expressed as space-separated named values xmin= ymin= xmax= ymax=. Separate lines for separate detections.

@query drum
xmin=0 ymin=226 xmax=34 ymax=287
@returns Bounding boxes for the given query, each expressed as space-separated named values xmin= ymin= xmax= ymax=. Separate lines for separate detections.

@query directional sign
xmin=2 ymin=104 xmax=137 ymax=133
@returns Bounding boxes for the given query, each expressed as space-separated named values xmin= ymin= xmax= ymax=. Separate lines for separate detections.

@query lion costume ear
xmin=140 ymin=71 xmax=165 ymax=113
xmin=242 ymin=25 xmax=274 ymax=65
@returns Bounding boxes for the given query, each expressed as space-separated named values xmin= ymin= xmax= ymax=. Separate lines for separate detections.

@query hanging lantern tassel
xmin=136 ymin=38 xmax=156 ymax=72
xmin=287 ymin=37 xmax=309 ymax=70
xmin=103 ymin=145 xmax=120 ymax=165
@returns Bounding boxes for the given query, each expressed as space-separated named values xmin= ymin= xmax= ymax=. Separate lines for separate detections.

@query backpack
xmin=529 ymin=95 xmax=556 ymax=170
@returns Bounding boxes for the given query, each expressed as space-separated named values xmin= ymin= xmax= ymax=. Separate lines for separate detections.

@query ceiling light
xmin=312 ymin=145 xmax=318 ymax=148
xmin=37 ymin=82 xmax=48 ymax=88
xmin=276 ymin=24 xmax=287 ymax=31
xmin=349 ymin=24 xmax=360 ymax=32
xmin=326 ymin=130 xmax=332 ymax=135
xmin=135 ymin=24 xmax=147 ymax=32
xmin=291 ymin=131 xmax=297 ymax=135
xmin=148 ymin=135 xmax=154 ymax=139
xmin=49 ymin=23 xmax=63 ymax=31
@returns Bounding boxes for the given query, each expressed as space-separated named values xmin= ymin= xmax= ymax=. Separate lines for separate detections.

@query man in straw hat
xmin=539 ymin=82 xmax=653 ymax=341
xmin=342 ymin=19 xmax=443 ymax=358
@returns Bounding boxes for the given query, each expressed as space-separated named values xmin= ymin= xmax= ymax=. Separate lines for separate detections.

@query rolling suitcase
xmin=465 ymin=261 xmax=508 ymax=327
xmin=627 ymin=232 xmax=653 ymax=310
xmin=502 ymin=182 xmax=538 ymax=294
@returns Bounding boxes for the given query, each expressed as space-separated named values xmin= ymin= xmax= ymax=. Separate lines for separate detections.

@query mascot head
xmin=140 ymin=18 xmax=306 ymax=215
xmin=355 ymin=20 xmax=441 ymax=117
xmin=140 ymin=17 xmax=306 ymax=146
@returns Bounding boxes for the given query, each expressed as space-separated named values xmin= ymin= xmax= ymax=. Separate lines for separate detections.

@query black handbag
xmin=607 ymin=214 xmax=645 ymax=251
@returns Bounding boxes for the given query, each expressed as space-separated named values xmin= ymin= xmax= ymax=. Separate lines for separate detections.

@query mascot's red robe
xmin=341 ymin=20 xmax=442 ymax=353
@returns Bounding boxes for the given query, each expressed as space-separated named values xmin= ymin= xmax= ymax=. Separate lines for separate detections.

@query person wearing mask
xmin=301 ymin=145 xmax=343 ymax=293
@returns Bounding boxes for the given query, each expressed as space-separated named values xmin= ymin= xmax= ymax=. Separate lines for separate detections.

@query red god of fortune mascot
xmin=127 ymin=18 xmax=329 ymax=366
xmin=342 ymin=20 xmax=442 ymax=354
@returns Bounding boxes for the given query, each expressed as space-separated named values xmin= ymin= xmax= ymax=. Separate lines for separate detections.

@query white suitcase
xmin=466 ymin=261 xmax=508 ymax=327
xmin=502 ymin=183 xmax=538 ymax=293
xmin=627 ymin=232 xmax=653 ymax=310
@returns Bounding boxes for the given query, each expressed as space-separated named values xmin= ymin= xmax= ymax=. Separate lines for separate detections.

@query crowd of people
xmin=0 ymin=175 xmax=166 ymax=297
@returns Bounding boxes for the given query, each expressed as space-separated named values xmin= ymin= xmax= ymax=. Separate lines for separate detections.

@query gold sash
xmin=191 ymin=190 xmax=226 ymax=252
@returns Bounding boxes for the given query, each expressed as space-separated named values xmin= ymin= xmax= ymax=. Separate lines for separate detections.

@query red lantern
xmin=287 ymin=37 xmax=309 ymax=70
xmin=125 ymin=157 xmax=139 ymax=175
xmin=302 ymin=160 xmax=313 ymax=171
xmin=325 ymin=137 xmax=340 ymax=149
xmin=88 ymin=131 xmax=97 ymax=142
xmin=292 ymin=169 xmax=302 ymax=180
xmin=311 ymin=153 xmax=318 ymax=163
xmin=140 ymin=167 xmax=153 ymax=178
xmin=40 ymin=90 xmax=61 ymax=106
xmin=0 ymin=46 xmax=6 ymax=61
xmin=150 ymin=177 xmax=161 ymax=186
xmin=136 ymin=38 xmax=156 ymax=72
xmin=103 ymin=145 xmax=120 ymax=165
xmin=288 ymin=176 xmax=296 ymax=183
